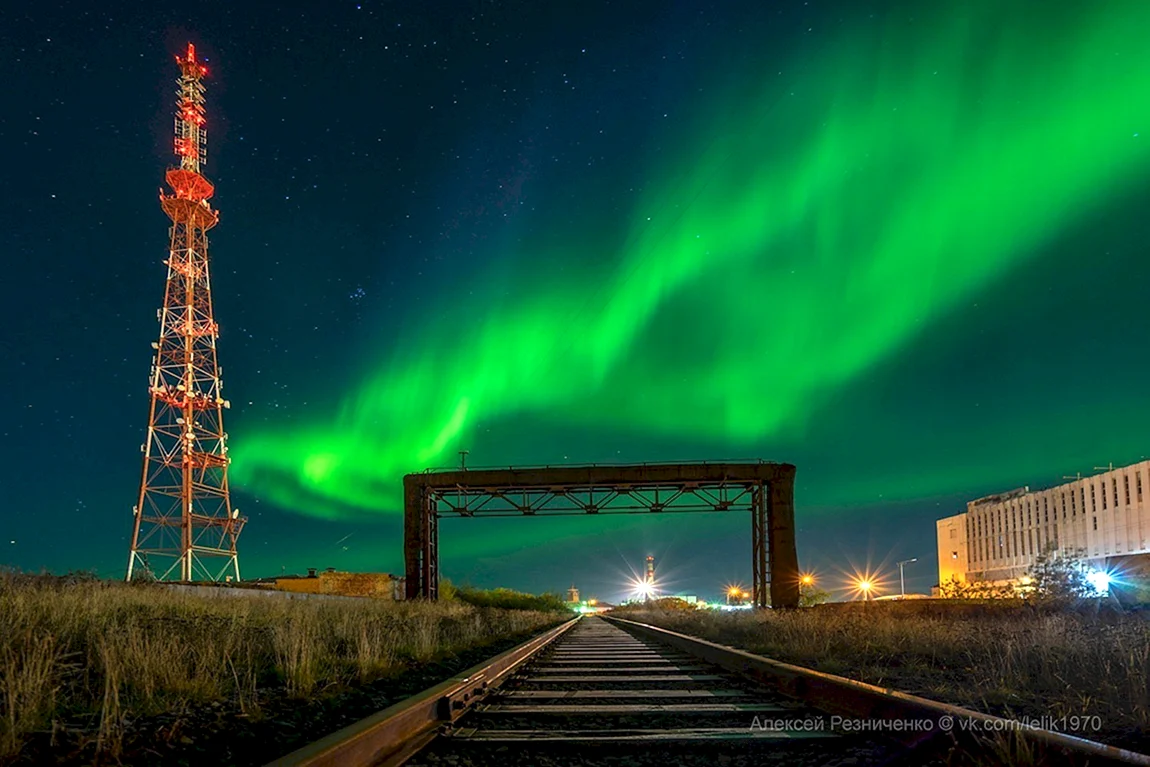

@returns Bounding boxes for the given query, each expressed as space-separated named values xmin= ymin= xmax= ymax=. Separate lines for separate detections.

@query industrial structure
xmin=403 ymin=461 xmax=800 ymax=608
xmin=937 ymin=459 xmax=1150 ymax=587
xmin=256 ymin=569 xmax=404 ymax=600
xmin=645 ymin=555 xmax=655 ymax=585
xmin=127 ymin=44 xmax=245 ymax=582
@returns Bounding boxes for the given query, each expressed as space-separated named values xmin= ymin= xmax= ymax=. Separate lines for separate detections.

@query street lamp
xmin=727 ymin=585 xmax=748 ymax=605
xmin=857 ymin=579 xmax=873 ymax=601
xmin=897 ymin=558 xmax=918 ymax=598
xmin=800 ymin=574 xmax=814 ymax=587
xmin=634 ymin=580 xmax=654 ymax=602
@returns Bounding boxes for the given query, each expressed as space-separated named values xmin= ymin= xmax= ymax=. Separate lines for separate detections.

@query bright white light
xmin=1086 ymin=570 xmax=1111 ymax=594
xmin=633 ymin=580 xmax=655 ymax=600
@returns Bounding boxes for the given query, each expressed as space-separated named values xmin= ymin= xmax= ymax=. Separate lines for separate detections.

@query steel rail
xmin=606 ymin=615 xmax=1150 ymax=766
xmin=264 ymin=616 xmax=580 ymax=767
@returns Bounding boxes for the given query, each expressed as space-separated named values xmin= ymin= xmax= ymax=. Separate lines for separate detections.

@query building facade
xmin=937 ymin=460 xmax=1150 ymax=585
xmin=263 ymin=569 xmax=404 ymax=599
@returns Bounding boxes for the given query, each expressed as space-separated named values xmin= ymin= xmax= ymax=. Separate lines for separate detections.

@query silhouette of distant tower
xmin=645 ymin=555 xmax=655 ymax=584
xmin=127 ymin=43 xmax=245 ymax=582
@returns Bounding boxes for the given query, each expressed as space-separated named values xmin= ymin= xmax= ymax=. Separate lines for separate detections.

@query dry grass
xmin=0 ymin=572 xmax=559 ymax=762
xmin=620 ymin=603 xmax=1150 ymax=746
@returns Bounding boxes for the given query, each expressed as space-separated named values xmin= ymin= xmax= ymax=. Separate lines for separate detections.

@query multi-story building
xmin=937 ymin=460 xmax=1150 ymax=586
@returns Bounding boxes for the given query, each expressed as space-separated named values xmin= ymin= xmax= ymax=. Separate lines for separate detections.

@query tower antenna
xmin=127 ymin=43 xmax=245 ymax=582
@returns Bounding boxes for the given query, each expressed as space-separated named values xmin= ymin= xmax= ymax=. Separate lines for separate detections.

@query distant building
xmin=937 ymin=460 xmax=1150 ymax=587
xmin=567 ymin=585 xmax=580 ymax=603
xmin=256 ymin=568 xmax=405 ymax=600
xmin=573 ymin=598 xmax=611 ymax=614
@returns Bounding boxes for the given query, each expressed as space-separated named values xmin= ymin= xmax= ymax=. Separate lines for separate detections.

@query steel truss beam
xmin=404 ymin=462 xmax=799 ymax=608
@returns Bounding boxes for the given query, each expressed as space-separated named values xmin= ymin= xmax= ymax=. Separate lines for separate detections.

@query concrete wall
xmin=165 ymin=584 xmax=366 ymax=602
xmin=936 ymin=512 xmax=969 ymax=586
xmin=166 ymin=571 xmax=406 ymax=602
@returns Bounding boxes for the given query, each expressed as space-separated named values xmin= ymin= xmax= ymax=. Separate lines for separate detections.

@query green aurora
xmin=230 ymin=1 xmax=1150 ymax=524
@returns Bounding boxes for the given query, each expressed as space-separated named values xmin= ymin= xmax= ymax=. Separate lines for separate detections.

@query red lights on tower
xmin=127 ymin=43 xmax=245 ymax=582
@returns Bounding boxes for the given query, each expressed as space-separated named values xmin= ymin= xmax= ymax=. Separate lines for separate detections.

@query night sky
xmin=3 ymin=1 xmax=1149 ymax=603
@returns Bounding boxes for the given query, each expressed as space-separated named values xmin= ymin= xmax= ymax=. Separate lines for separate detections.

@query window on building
xmin=1138 ymin=473 xmax=1144 ymax=502
xmin=1093 ymin=516 xmax=1098 ymax=531
xmin=1061 ymin=494 xmax=1067 ymax=518
xmin=1093 ymin=484 xmax=1099 ymax=511
xmin=1102 ymin=484 xmax=1107 ymax=510
xmin=1125 ymin=475 xmax=1131 ymax=505
xmin=1113 ymin=478 xmax=1119 ymax=507
xmin=1071 ymin=492 xmax=1076 ymax=515
xmin=1082 ymin=487 xmax=1086 ymax=512
xmin=952 ymin=550 xmax=958 ymax=559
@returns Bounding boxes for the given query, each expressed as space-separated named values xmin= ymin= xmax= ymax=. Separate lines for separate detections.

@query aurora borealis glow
xmin=4 ymin=0 xmax=1149 ymax=596
xmin=230 ymin=1 xmax=1150 ymax=518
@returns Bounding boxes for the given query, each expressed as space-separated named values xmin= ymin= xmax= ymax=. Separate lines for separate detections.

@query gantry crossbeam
xmin=403 ymin=461 xmax=799 ymax=608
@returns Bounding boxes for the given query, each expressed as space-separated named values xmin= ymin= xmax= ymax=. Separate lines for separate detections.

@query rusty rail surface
xmin=264 ymin=617 xmax=579 ymax=767
xmin=606 ymin=615 xmax=1150 ymax=766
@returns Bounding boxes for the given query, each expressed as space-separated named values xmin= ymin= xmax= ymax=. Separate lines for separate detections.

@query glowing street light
xmin=800 ymin=574 xmax=814 ymax=587
xmin=633 ymin=580 xmax=655 ymax=602
xmin=857 ymin=579 xmax=874 ymax=601
xmin=726 ymin=585 xmax=748 ymax=605
xmin=1086 ymin=570 xmax=1111 ymax=595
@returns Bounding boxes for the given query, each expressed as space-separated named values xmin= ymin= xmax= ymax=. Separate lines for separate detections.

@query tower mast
xmin=127 ymin=43 xmax=245 ymax=582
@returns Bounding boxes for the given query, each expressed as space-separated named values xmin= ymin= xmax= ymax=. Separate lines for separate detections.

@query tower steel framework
xmin=404 ymin=461 xmax=800 ymax=608
xmin=127 ymin=44 xmax=245 ymax=582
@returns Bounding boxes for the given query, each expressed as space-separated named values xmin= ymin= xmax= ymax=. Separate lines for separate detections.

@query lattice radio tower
xmin=127 ymin=43 xmax=245 ymax=582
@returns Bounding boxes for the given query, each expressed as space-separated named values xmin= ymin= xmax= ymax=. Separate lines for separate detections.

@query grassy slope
xmin=0 ymin=573 xmax=564 ymax=763
xmin=616 ymin=603 xmax=1150 ymax=750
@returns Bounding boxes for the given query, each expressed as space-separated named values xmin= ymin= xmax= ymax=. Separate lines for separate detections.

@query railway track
xmin=268 ymin=615 xmax=1150 ymax=767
